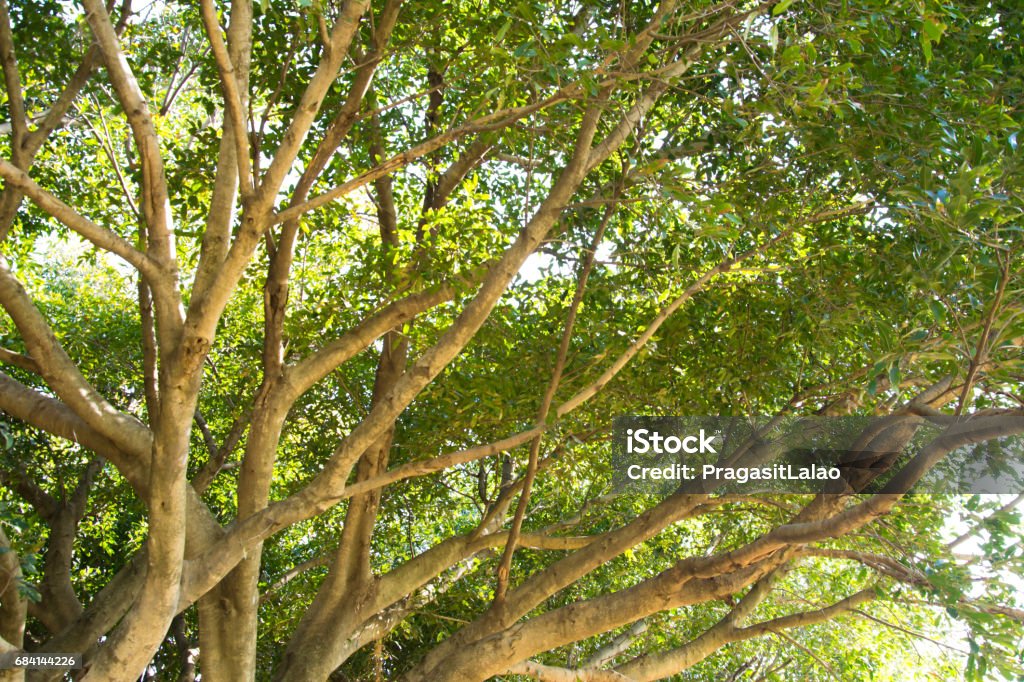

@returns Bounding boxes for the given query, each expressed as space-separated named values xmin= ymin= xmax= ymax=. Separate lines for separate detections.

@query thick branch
xmin=0 ymin=263 xmax=153 ymax=459
xmin=191 ymin=0 xmax=252 ymax=298
xmin=198 ymin=0 xmax=252 ymax=196
xmin=505 ymin=661 xmax=631 ymax=682
xmin=81 ymin=0 xmax=176 ymax=270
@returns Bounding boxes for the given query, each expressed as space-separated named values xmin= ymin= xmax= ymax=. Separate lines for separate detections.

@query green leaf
xmin=773 ymin=0 xmax=797 ymax=16
xmin=921 ymin=34 xmax=934 ymax=64
xmin=888 ymin=364 xmax=901 ymax=388
xmin=922 ymin=17 xmax=947 ymax=43
xmin=494 ymin=19 xmax=512 ymax=43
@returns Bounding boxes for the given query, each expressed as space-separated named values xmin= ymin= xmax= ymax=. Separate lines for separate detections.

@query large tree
xmin=0 ymin=0 xmax=1022 ymax=680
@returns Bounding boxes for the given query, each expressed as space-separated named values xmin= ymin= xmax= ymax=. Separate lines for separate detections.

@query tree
xmin=0 ymin=0 xmax=1021 ymax=679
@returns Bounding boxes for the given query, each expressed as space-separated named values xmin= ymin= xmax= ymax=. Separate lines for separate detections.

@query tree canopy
xmin=0 ymin=0 xmax=1022 ymax=680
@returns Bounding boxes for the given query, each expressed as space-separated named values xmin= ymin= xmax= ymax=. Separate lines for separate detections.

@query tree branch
xmin=0 ymin=0 xmax=28 ymax=155
xmin=495 ymin=194 xmax=619 ymax=602
xmin=0 ymin=161 xmax=158 ymax=279
xmin=0 ymin=346 xmax=38 ymax=374
xmin=256 ymin=0 xmax=371 ymax=201
xmin=271 ymin=89 xmax=583 ymax=226
xmin=505 ymin=661 xmax=631 ymax=682
xmin=283 ymin=271 xmax=484 ymax=402
xmin=198 ymin=0 xmax=252 ymax=197
xmin=0 ymin=39 xmax=103 ymax=241
xmin=0 ymin=526 xmax=26 ymax=652
xmin=0 ymin=264 xmax=154 ymax=463
xmin=81 ymin=0 xmax=176 ymax=270
xmin=0 ymin=371 xmax=144 ymax=487
xmin=555 ymin=203 xmax=870 ymax=418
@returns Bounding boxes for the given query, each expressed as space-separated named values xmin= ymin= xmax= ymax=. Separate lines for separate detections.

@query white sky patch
xmin=518 ymin=239 xmax=617 ymax=284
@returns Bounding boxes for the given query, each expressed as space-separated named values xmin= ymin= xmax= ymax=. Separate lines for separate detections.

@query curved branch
xmin=614 ymin=589 xmax=875 ymax=681
xmin=0 ymin=262 xmax=153 ymax=460
xmin=0 ymin=161 xmax=158 ymax=278
xmin=271 ymin=89 xmax=583 ymax=226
